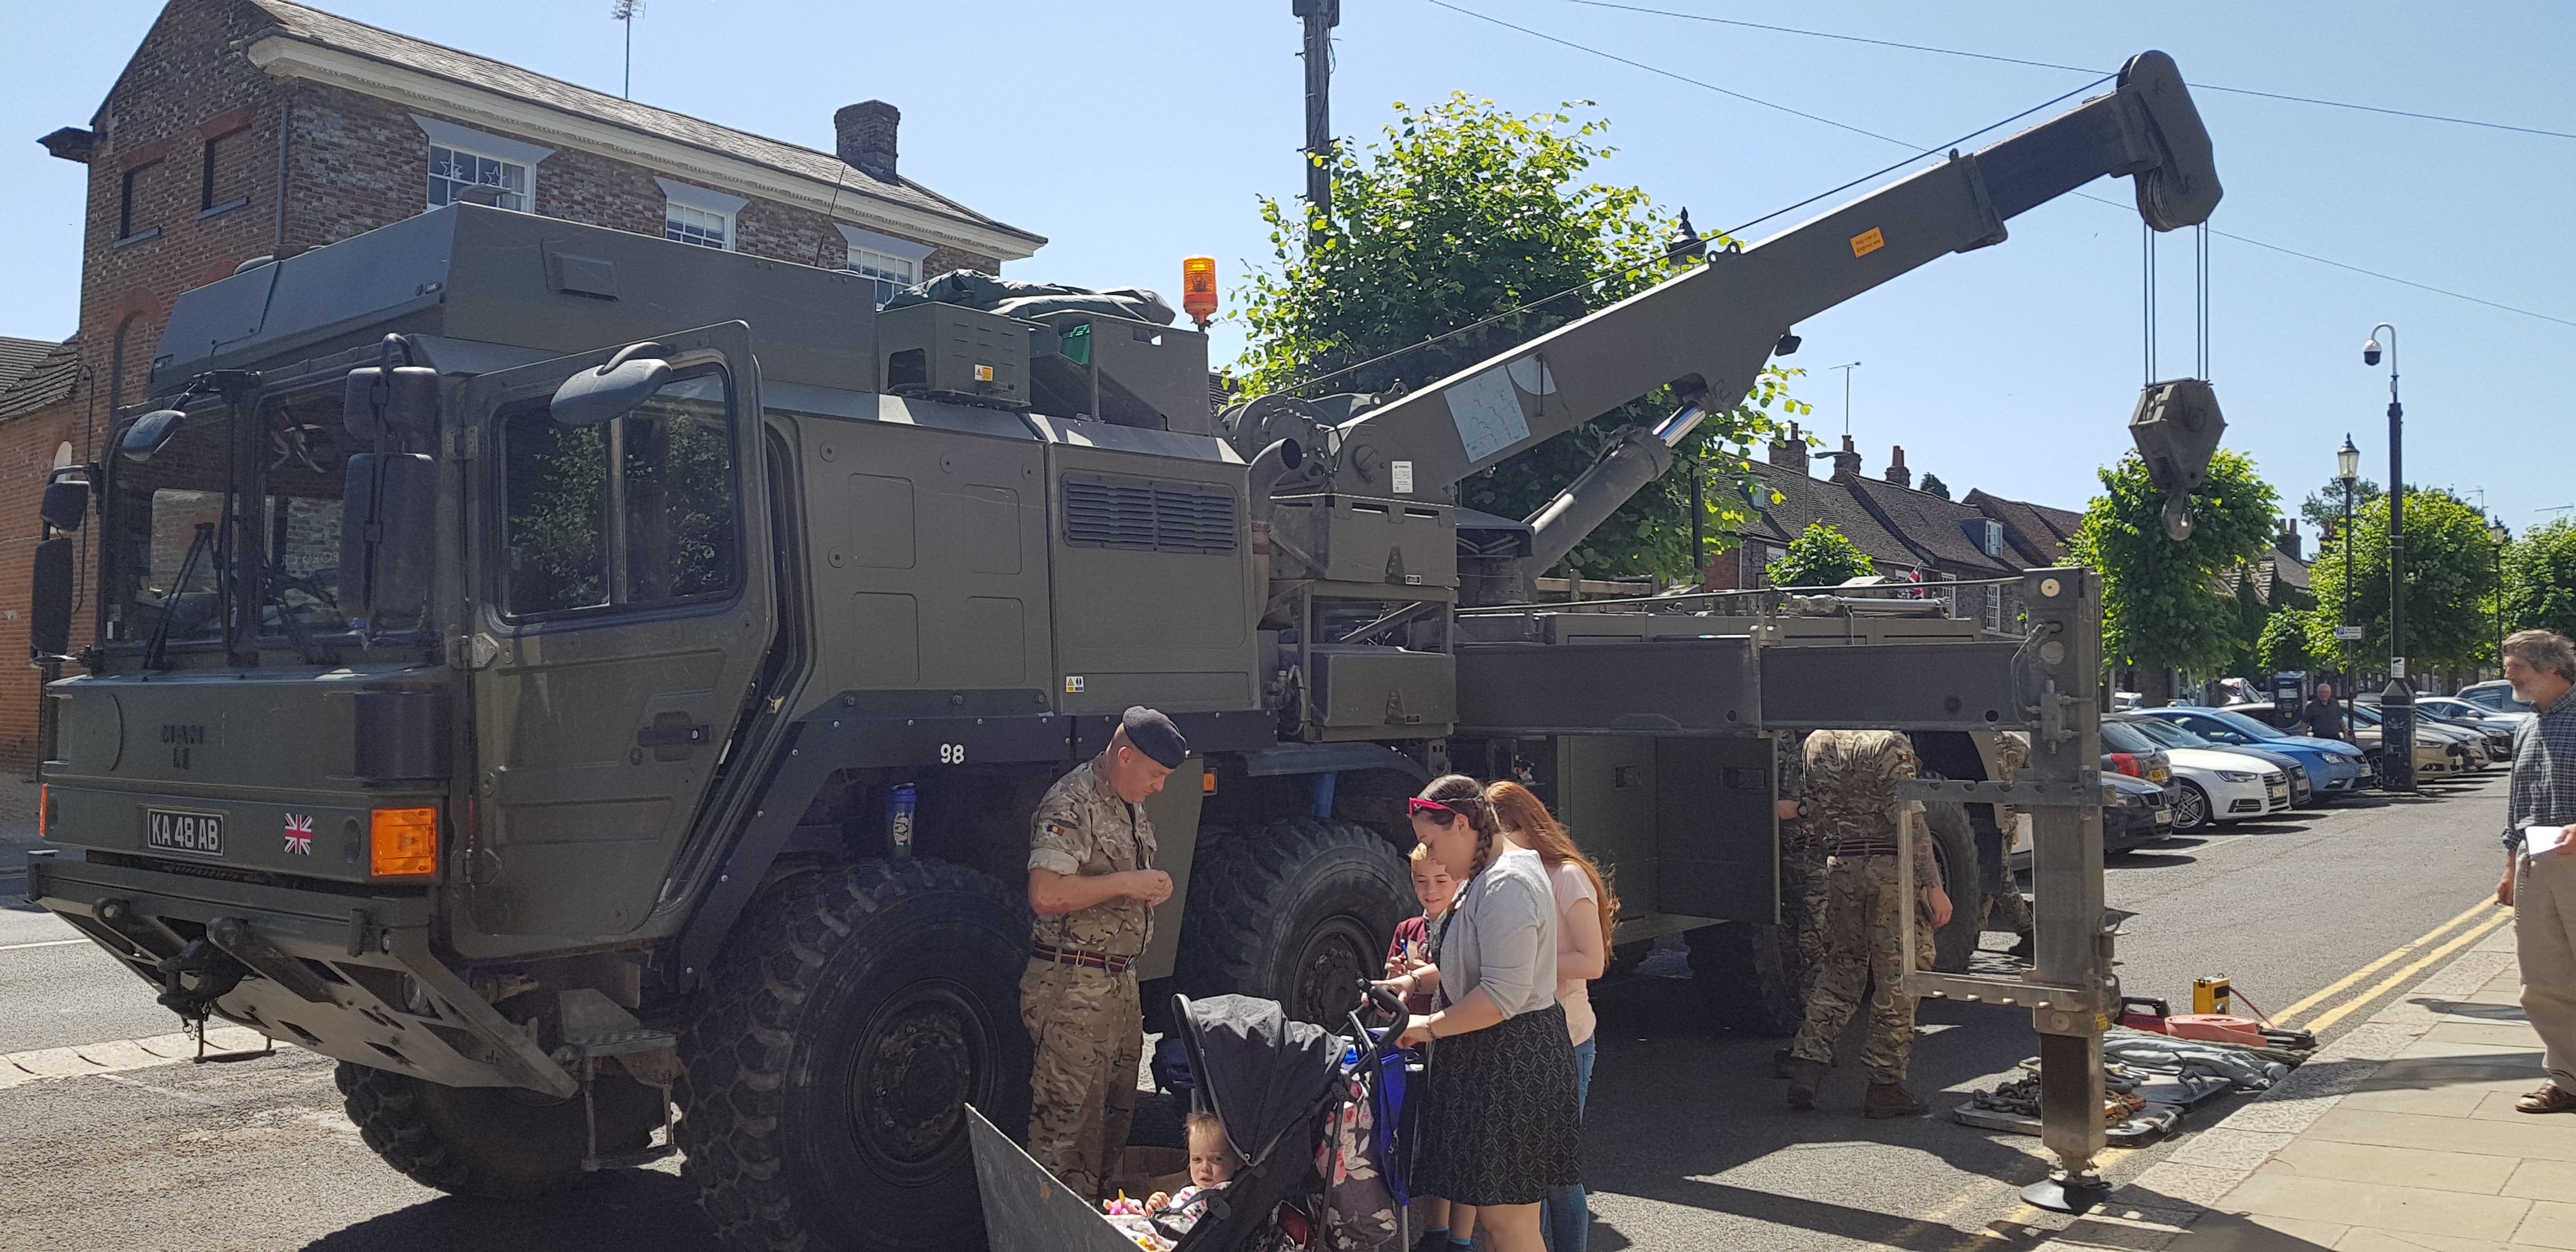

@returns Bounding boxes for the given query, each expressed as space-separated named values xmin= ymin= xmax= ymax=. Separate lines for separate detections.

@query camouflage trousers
xmin=1788 ymin=854 xmax=1936 ymax=1085
xmin=1782 ymin=845 xmax=1831 ymax=998
xmin=1020 ymin=959 xmax=1142 ymax=1202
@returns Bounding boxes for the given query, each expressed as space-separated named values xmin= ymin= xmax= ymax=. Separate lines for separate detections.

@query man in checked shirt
xmin=2495 ymin=631 xmax=2576 ymax=1113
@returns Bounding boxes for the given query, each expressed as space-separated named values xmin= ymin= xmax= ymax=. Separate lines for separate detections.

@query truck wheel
xmin=1685 ymin=922 xmax=1803 ymax=1037
xmin=678 ymin=859 xmax=1031 ymax=1252
xmin=1176 ymin=818 xmax=1409 ymax=1026
xmin=1926 ymin=800 xmax=1984 ymax=973
xmin=335 ymin=1062 xmax=662 ymax=1200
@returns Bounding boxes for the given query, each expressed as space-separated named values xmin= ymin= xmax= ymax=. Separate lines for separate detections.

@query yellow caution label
xmin=974 ymin=363 xmax=995 ymax=382
xmin=1850 ymin=227 xmax=1885 ymax=258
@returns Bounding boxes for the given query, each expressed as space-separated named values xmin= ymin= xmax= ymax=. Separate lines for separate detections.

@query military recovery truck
xmin=25 ymin=53 xmax=2221 ymax=1250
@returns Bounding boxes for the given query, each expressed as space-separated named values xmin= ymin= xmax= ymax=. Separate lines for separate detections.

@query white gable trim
xmin=657 ymin=178 xmax=749 ymax=217
xmin=411 ymin=113 xmax=553 ymax=169
xmin=837 ymin=224 xmax=933 ymax=263
xmin=252 ymin=36 xmax=1041 ymax=261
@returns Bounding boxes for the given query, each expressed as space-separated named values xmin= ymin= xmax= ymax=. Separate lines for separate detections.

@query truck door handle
xmin=637 ymin=724 xmax=710 ymax=748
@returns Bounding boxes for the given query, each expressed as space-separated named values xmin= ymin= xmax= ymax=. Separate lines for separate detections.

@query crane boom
xmin=1305 ymin=52 xmax=2218 ymax=534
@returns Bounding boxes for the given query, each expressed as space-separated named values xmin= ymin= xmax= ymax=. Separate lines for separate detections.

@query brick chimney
xmin=1883 ymin=445 xmax=1911 ymax=489
xmin=1828 ymin=434 xmax=1863 ymax=484
xmin=2276 ymin=517 xmax=2301 ymax=560
xmin=1767 ymin=420 xmax=1809 ymax=472
xmin=835 ymin=100 xmax=900 ymax=181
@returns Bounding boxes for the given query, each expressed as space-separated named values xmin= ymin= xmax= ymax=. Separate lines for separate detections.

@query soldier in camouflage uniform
xmin=1783 ymin=729 xmax=1954 ymax=1118
xmin=1981 ymin=731 xmax=2035 ymax=943
xmin=1022 ymin=707 xmax=1186 ymax=1201
xmin=1772 ymin=731 xmax=1826 ymax=1078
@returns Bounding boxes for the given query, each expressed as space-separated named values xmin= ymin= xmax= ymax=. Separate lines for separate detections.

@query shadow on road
xmin=1580 ymin=965 xmax=2082 ymax=1249
xmin=300 ymin=1170 xmax=720 ymax=1252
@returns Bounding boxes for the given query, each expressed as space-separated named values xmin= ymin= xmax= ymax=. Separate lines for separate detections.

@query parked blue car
xmin=2135 ymin=706 xmax=2373 ymax=798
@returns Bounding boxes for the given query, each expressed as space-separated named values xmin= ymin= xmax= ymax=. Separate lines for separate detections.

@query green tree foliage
xmin=2504 ymin=519 xmax=2576 ymax=639
xmin=2258 ymin=605 xmax=2315 ymax=673
xmin=2299 ymin=474 xmax=2382 ymax=540
xmin=2070 ymin=450 xmax=2281 ymax=680
xmin=2303 ymin=489 xmax=2502 ymax=671
xmin=1234 ymin=94 xmax=1807 ymax=581
xmin=1766 ymin=521 xmax=1876 ymax=588
xmin=1917 ymin=473 xmax=1951 ymax=500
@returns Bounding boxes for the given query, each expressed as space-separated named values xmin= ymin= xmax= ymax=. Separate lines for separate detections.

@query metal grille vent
xmin=1062 ymin=476 xmax=1236 ymax=554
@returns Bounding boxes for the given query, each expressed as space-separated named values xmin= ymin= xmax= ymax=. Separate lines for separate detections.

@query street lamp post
xmin=2490 ymin=517 xmax=2511 ymax=677
xmin=2338 ymin=435 xmax=2359 ymax=744
xmin=2363 ymin=325 xmax=2412 ymax=791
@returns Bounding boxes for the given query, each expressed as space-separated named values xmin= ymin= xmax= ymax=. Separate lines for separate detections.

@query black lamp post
xmin=2490 ymin=517 xmax=2511 ymax=676
xmin=2363 ymin=324 xmax=2412 ymax=791
xmin=2338 ymin=435 xmax=2359 ymax=742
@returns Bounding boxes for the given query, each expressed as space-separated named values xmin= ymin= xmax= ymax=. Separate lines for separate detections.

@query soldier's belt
xmin=1828 ymin=842 xmax=1905 ymax=858
xmin=1032 ymin=943 xmax=1135 ymax=974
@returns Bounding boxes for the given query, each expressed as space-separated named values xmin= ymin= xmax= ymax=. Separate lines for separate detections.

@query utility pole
xmin=2364 ymin=324 xmax=2412 ymax=791
xmin=1294 ymin=0 xmax=1340 ymax=247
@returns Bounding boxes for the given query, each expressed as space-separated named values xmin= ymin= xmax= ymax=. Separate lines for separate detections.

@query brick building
xmin=0 ymin=0 xmax=1045 ymax=770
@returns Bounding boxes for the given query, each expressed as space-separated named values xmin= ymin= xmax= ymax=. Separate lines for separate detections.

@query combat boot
xmin=1785 ymin=1058 xmax=1829 ymax=1110
xmin=1864 ymin=1082 xmax=1929 ymax=1118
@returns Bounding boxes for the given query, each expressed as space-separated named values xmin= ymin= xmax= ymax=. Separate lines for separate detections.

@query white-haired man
xmin=2496 ymin=630 xmax=2576 ymax=1113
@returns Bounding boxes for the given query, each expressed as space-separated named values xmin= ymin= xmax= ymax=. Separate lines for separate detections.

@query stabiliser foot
xmin=2021 ymin=1171 xmax=2110 ymax=1214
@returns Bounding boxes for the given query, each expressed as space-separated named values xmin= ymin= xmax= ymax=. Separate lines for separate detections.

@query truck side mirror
xmin=342 ymin=365 xmax=440 ymax=441
xmin=29 ymin=537 xmax=73 ymax=659
xmin=40 ymin=477 xmax=88 ymax=532
xmin=550 ymin=342 xmax=670 ymax=427
xmin=119 ymin=409 xmax=188 ymax=463
xmin=341 ymin=453 xmax=436 ymax=630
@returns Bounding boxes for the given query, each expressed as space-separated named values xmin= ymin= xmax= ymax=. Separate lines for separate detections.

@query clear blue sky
xmin=4 ymin=1 xmax=2568 ymax=529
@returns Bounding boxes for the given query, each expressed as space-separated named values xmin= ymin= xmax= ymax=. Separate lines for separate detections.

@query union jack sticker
xmin=283 ymin=813 xmax=314 ymax=856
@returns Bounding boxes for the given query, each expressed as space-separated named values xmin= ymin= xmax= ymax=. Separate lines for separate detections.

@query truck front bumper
xmin=25 ymin=850 xmax=574 ymax=1096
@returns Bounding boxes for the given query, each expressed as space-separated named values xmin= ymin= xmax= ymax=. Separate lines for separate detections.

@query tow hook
xmin=156 ymin=936 xmax=250 ymax=1019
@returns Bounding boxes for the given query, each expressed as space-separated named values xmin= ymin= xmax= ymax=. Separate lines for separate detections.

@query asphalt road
xmin=0 ymin=771 xmax=2514 ymax=1252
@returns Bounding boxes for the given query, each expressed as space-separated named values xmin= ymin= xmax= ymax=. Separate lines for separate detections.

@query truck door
xmin=455 ymin=323 xmax=774 ymax=941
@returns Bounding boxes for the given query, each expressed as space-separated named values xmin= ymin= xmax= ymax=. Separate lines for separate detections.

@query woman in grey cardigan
xmin=1376 ymin=775 xmax=1581 ymax=1252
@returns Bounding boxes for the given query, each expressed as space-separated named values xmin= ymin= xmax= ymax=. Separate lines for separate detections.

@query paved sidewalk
xmin=2041 ymin=909 xmax=2576 ymax=1252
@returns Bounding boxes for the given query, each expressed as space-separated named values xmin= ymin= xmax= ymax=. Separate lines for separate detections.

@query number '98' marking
xmin=939 ymin=744 xmax=965 ymax=765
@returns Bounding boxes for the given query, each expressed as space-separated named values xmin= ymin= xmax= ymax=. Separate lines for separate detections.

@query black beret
xmin=1120 ymin=706 xmax=1188 ymax=768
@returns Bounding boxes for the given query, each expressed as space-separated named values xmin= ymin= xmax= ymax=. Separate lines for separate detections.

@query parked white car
xmin=2103 ymin=719 xmax=2288 ymax=830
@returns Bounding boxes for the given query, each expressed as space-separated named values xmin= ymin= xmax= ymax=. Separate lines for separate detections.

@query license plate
xmin=147 ymin=809 xmax=225 ymax=856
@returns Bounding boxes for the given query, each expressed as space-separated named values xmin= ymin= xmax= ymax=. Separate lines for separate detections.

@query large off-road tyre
xmin=678 ymin=859 xmax=1031 ymax=1252
xmin=1926 ymin=800 xmax=1985 ymax=973
xmin=335 ymin=1062 xmax=662 ymax=1200
xmin=1175 ymin=818 xmax=1410 ymax=1027
xmin=1685 ymin=922 xmax=1804 ymax=1037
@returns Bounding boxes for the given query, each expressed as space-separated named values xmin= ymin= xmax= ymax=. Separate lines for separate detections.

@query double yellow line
xmin=2272 ymin=896 xmax=2513 ymax=1034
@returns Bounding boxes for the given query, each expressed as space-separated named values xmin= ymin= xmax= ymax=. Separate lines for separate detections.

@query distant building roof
xmin=0 ymin=337 xmax=79 ymax=421
xmin=0 ymin=337 xmax=52 ymax=397
xmin=1843 ymin=477 xmax=2020 ymax=574
xmin=241 ymin=0 xmax=1045 ymax=259
xmin=1735 ymin=462 xmax=1922 ymax=572
xmin=1966 ymin=488 xmax=2084 ymax=566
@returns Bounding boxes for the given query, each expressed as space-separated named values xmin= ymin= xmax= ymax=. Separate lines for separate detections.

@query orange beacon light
xmin=1182 ymin=257 xmax=1218 ymax=329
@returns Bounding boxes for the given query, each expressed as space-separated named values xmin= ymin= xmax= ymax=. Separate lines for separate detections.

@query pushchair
xmin=969 ymin=985 xmax=1416 ymax=1252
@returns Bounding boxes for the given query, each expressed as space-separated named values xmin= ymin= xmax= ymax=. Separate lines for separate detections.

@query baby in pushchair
xmin=1103 ymin=1110 xmax=1239 ymax=1246
xmin=970 ymin=988 xmax=1414 ymax=1252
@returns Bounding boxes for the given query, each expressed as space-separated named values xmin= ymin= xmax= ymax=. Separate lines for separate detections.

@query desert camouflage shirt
xmin=1803 ymin=729 xmax=1942 ymax=890
xmin=1029 ymin=758 xmax=1158 ymax=958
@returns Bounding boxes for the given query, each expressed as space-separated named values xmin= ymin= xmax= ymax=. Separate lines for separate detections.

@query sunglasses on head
xmin=1408 ymin=797 xmax=1461 ymax=824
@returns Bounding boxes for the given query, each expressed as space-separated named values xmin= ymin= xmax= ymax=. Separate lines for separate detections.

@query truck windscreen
xmin=102 ymin=386 xmax=353 ymax=655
